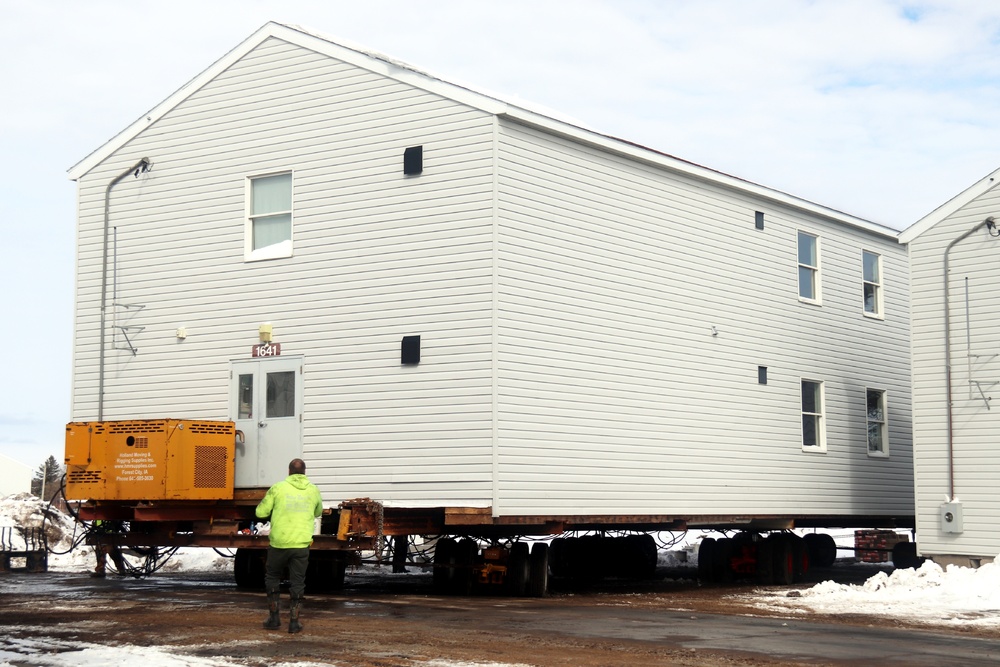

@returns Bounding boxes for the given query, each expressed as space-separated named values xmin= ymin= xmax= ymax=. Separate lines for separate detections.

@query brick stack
xmin=854 ymin=530 xmax=909 ymax=563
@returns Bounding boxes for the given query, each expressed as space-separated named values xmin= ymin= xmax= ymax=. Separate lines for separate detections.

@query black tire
xmin=770 ymin=535 xmax=794 ymax=586
xmin=806 ymin=533 xmax=837 ymax=568
xmin=580 ymin=535 xmax=609 ymax=579
xmin=755 ymin=536 xmax=774 ymax=585
xmin=452 ymin=539 xmax=478 ymax=596
xmin=714 ymin=537 xmax=735 ymax=583
xmin=549 ymin=538 xmax=568 ymax=578
xmin=625 ymin=534 xmax=658 ymax=579
xmin=892 ymin=541 xmax=923 ymax=569
xmin=528 ymin=543 xmax=550 ymax=597
xmin=433 ymin=538 xmax=457 ymax=593
xmin=305 ymin=551 xmax=349 ymax=594
xmin=698 ymin=537 xmax=717 ymax=583
xmin=506 ymin=542 xmax=529 ymax=597
xmin=562 ymin=537 xmax=582 ymax=579
xmin=330 ymin=556 xmax=347 ymax=591
xmin=305 ymin=554 xmax=328 ymax=593
xmin=789 ymin=534 xmax=808 ymax=582
xmin=234 ymin=548 xmax=265 ymax=589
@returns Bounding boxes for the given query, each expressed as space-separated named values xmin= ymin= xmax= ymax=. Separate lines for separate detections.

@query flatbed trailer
xmin=66 ymin=419 xmax=914 ymax=594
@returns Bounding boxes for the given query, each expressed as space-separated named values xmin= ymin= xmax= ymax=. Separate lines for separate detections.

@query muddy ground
xmin=2 ymin=563 xmax=998 ymax=667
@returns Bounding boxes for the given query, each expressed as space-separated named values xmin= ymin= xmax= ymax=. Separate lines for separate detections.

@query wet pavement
xmin=1 ymin=567 xmax=999 ymax=666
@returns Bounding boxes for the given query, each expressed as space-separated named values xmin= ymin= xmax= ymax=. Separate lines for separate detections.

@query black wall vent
xmin=401 ymin=335 xmax=421 ymax=365
xmin=758 ymin=366 xmax=768 ymax=384
xmin=403 ymin=146 xmax=423 ymax=175
xmin=755 ymin=211 xmax=765 ymax=230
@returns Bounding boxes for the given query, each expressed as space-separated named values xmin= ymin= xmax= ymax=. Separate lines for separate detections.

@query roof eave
xmin=502 ymin=106 xmax=899 ymax=240
xmin=67 ymin=22 xmax=508 ymax=181
xmin=898 ymin=166 xmax=1000 ymax=244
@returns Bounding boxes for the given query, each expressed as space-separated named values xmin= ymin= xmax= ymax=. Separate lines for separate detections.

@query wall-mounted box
xmin=940 ymin=501 xmax=963 ymax=534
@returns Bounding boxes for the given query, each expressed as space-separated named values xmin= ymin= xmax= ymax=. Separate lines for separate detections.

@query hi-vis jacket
xmin=255 ymin=474 xmax=323 ymax=549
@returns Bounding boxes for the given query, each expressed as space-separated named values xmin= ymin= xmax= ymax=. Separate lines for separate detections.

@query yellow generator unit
xmin=65 ymin=419 xmax=236 ymax=501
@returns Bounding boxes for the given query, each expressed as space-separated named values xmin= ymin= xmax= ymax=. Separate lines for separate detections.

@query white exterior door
xmin=230 ymin=356 xmax=303 ymax=488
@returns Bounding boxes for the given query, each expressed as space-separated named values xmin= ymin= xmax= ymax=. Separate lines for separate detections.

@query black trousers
xmin=264 ymin=546 xmax=310 ymax=598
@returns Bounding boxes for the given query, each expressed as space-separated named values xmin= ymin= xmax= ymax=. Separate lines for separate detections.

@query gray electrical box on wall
xmin=940 ymin=501 xmax=963 ymax=534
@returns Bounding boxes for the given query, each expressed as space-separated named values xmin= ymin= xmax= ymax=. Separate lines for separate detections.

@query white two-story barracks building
xmin=901 ymin=169 xmax=1000 ymax=566
xmin=69 ymin=23 xmax=913 ymax=534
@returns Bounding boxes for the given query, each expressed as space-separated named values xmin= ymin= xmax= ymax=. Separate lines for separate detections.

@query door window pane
xmin=238 ymin=374 xmax=253 ymax=419
xmin=266 ymin=371 xmax=295 ymax=418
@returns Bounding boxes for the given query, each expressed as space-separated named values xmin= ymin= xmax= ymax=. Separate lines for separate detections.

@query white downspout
xmin=98 ymin=158 xmax=151 ymax=421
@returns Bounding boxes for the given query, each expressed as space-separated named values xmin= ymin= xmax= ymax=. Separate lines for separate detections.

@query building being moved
xmin=66 ymin=23 xmax=914 ymax=588
xmin=900 ymin=169 xmax=1000 ymax=566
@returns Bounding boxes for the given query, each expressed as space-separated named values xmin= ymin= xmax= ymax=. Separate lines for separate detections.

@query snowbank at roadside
xmin=751 ymin=556 xmax=1000 ymax=627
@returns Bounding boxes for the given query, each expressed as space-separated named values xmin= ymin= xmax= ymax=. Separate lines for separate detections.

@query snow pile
xmin=0 ymin=493 xmax=76 ymax=550
xmin=0 ymin=493 xmax=232 ymax=574
xmin=758 ymin=557 xmax=1000 ymax=627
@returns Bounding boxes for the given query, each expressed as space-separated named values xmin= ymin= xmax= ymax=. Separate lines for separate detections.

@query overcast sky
xmin=2 ymin=0 xmax=1000 ymax=469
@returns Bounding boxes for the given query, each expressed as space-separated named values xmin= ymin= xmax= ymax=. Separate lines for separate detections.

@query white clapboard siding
xmin=71 ymin=24 xmax=913 ymax=519
xmin=71 ymin=35 xmax=498 ymax=506
xmin=903 ymin=175 xmax=1000 ymax=560
xmin=494 ymin=120 xmax=912 ymax=517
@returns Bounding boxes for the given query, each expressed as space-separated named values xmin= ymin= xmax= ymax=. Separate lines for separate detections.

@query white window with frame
xmin=797 ymin=231 xmax=820 ymax=302
xmin=246 ymin=172 xmax=293 ymax=261
xmin=862 ymin=250 xmax=883 ymax=317
xmin=866 ymin=388 xmax=888 ymax=457
xmin=801 ymin=379 xmax=825 ymax=452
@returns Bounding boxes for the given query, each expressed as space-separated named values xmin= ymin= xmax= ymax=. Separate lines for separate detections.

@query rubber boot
xmin=262 ymin=591 xmax=281 ymax=630
xmin=288 ymin=596 xmax=303 ymax=634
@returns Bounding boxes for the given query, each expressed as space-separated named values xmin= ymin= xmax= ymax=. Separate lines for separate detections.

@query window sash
xmin=251 ymin=173 xmax=292 ymax=215
xmin=867 ymin=389 xmax=887 ymax=455
xmin=801 ymin=380 xmax=824 ymax=449
xmin=799 ymin=266 xmax=817 ymax=300
xmin=863 ymin=251 xmax=881 ymax=315
xmin=252 ymin=213 xmax=291 ymax=249
xmin=247 ymin=172 xmax=293 ymax=258
xmin=797 ymin=232 xmax=819 ymax=300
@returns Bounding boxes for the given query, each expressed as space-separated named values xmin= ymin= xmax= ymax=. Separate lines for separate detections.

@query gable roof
xmin=898 ymin=166 xmax=1000 ymax=243
xmin=69 ymin=21 xmax=898 ymax=240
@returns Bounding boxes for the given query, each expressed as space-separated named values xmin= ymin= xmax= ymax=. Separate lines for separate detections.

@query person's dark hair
xmin=288 ymin=458 xmax=306 ymax=475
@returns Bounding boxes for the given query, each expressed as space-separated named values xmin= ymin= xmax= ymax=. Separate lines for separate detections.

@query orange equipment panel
xmin=65 ymin=419 xmax=235 ymax=501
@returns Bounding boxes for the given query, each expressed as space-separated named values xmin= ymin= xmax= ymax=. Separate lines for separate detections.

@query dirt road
xmin=2 ymin=567 xmax=999 ymax=667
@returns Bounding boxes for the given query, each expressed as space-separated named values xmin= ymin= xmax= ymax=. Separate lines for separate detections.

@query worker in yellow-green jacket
xmin=255 ymin=458 xmax=323 ymax=633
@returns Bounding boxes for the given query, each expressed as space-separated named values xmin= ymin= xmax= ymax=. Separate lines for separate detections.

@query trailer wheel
xmin=528 ymin=543 xmax=549 ymax=597
xmin=714 ymin=537 xmax=735 ymax=583
xmin=770 ymin=535 xmax=794 ymax=586
xmin=790 ymin=534 xmax=809 ymax=582
xmin=698 ymin=537 xmax=717 ymax=583
xmin=549 ymin=538 xmax=568 ymax=578
xmin=506 ymin=542 xmax=529 ymax=597
xmin=755 ymin=536 xmax=774 ymax=585
xmin=624 ymin=534 xmax=658 ymax=579
xmin=306 ymin=552 xmax=348 ymax=593
xmin=452 ymin=539 xmax=478 ymax=596
xmin=433 ymin=538 xmax=457 ymax=593
xmin=891 ymin=541 xmax=923 ymax=569
xmin=234 ymin=548 xmax=265 ymax=589
xmin=804 ymin=533 xmax=837 ymax=568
